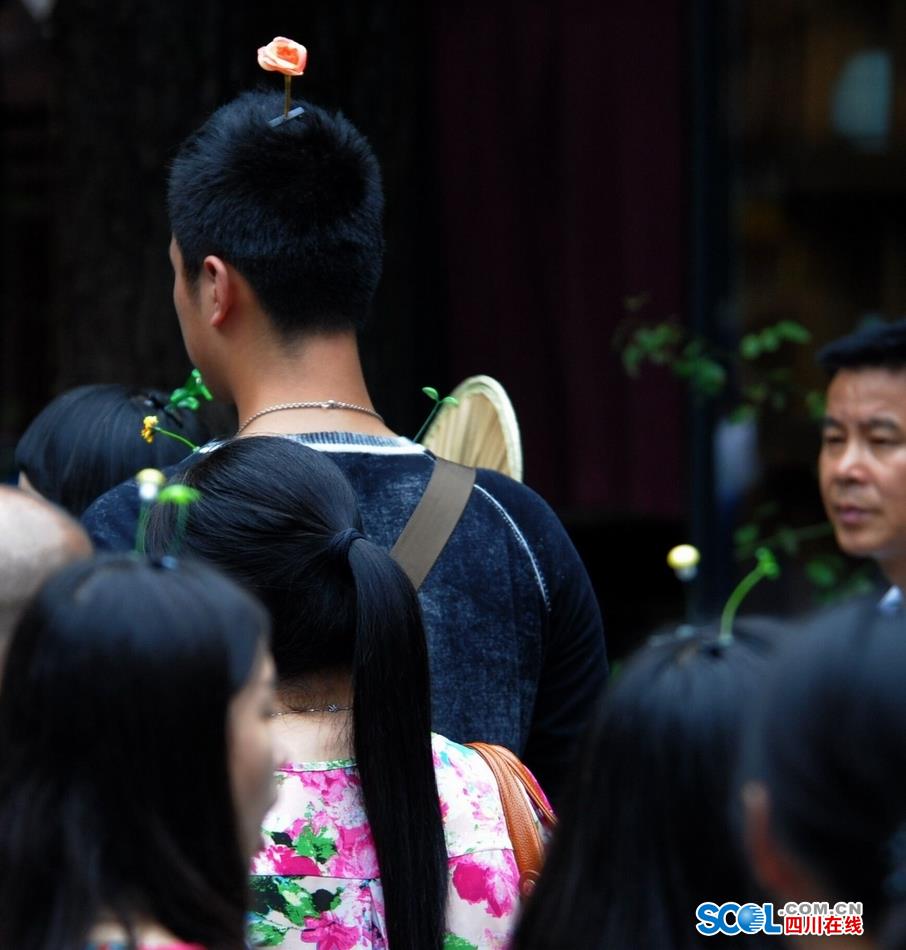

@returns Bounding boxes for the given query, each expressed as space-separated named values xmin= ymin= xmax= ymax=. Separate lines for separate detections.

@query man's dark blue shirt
xmin=83 ymin=432 xmax=608 ymax=804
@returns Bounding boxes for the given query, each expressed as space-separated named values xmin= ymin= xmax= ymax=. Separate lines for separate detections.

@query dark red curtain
xmin=428 ymin=1 xmax=685 ymax=515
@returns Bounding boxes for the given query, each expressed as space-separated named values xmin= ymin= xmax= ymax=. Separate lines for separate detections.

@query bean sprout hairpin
xmin=718 ymin=547 xmax=779 ymax=643
xmin=257 ymin=37 xmax=308 ymax=124
xmin=133 ymin=470 xmax=201 ymax=556
xmin=414 ymin=386 xmax=459 ymax=443
xmin=134 ymin=468 xmax=166 ymax=554
xmin=666 ymin=543 xmax=780 ymax=643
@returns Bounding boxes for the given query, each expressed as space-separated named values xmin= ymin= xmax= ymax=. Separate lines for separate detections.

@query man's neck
xmin=879 ymin=557 xmax=906 ymax=595
xmin=229 ymin=329 xmax=396 ymax=438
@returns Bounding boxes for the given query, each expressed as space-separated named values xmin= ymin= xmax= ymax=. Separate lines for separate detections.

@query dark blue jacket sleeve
xmin=478 ymin=471 xmax=608 ymax=807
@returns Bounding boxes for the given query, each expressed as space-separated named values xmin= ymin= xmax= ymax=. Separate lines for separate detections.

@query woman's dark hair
xmin=15 ymin=384 xmax=213 ymax=516
xmin=743 ymin=606 xmax=906 ymax=939
xmin=0 ymin=554 xmax=268 ymax=950
xmin=513 ymin=621 xmax=780 ymax=950
xmin=147 ymin=436 xmax=447 ymax=950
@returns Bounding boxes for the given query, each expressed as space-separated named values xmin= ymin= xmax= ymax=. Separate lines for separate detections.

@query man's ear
xmin=742 ymin=781 xmax=816 ymax=902
xmin=202 ymin=255 xmax=234 ymax=328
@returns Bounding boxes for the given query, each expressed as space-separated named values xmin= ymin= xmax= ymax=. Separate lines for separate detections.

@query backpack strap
xmin=390 ymin=458 xmax=476 ymax=590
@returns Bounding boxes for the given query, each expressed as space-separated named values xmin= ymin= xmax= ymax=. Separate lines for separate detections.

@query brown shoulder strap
xmin=390 ymin=458 xmax=476 ymax=591
xmin=466 ymin=741 xmax=556 ymax=896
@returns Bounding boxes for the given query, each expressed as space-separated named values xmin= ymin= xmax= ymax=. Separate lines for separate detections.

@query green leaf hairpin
xmin=414 ymin=386 xmax=460 ymax=443
xmin=166 ymin=368 xmax=213 ymax=413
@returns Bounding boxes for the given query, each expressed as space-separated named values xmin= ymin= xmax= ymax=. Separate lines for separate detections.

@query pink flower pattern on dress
xmin=299 ymin=913 xmax=361 ymax=950
xmin=249 ymin=734 xmax=544 ymax=949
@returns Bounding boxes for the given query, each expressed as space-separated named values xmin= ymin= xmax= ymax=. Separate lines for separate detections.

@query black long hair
xmin=0 ymin=554 xmax=268 ymax=950
xmin=15 ymin=384 xmax=213 ymax=516
xmin=147 ymin=436 xmax=448 ymax=950
xmin=513 ymin=621 xmax=780 ymax=950
xmin=743 ymin=605 xmax=906 ymax=940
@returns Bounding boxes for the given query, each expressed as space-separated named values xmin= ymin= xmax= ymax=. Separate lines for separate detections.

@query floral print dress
xmin=250 ymin=733 xmax=540 ymax=949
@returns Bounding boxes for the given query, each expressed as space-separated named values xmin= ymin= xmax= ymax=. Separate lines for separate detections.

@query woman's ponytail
xmin=347 ymin=539 xmax=447 ymax=950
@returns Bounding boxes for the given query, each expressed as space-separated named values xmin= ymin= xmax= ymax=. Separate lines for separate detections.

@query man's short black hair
xmin=168 ymin=90 xmax=384 ymax=336
xmin=817 ymin=319 xmax=906 ymax=376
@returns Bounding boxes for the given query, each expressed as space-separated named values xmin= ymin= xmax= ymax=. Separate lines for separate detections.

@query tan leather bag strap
xmin=467 ymin=741 xmax=556 ymax=896
xmin=390 ymin=458 xmax=476 ymax=591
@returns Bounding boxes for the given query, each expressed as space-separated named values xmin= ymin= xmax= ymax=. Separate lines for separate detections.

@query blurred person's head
xmin=15 ymin=384 xmax=212 ymax=516
xmin=167 ymin=92 xmax=384 ymax=399
xmin=818 ymin=320 xmax=906 ymax=589
xmin=0 ymin=486 xmax=91 ymax=650
xmin=513 ymin=621 xmax=780 ymax=950
xmin=742 ymin=606 xmax=906 ymax=947
xmin=0 ymin=554 xmax=276 ymax=949
xmin=147 ymin=435 xmax=447 ymax=949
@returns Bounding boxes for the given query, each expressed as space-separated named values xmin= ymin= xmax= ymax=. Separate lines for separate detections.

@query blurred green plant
xmin=616 ymin=314 xmax=824 ymax=422
xmin=733 ymin=507 xmax=878 ymax=604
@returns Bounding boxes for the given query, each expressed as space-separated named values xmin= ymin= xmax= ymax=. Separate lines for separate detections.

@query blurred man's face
xmin=819 ymin=368 xmax=906 ymax=585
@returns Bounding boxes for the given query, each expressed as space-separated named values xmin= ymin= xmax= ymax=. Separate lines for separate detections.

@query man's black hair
xmin=816 ymin=319 xmax=906 ymax=376
xmin=168 ymin=90 xmax=384 ymax=336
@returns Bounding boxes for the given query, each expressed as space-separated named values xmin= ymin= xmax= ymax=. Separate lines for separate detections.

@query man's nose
xmin=833 ymin=440 xmax=869 ymax=481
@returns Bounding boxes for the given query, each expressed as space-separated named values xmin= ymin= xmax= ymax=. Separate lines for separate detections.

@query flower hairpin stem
xmin=134 ymin=468 xmax=166 ymax=554
xmin=258 ymin=36 xmax=308 ymax=121
xmin=667 ymin=544 xmax=701 ymax=630
xmin=141 ymin=415 xmax=198 ymax=453
xmin=269 ymin=107 xmax=305 ymax=128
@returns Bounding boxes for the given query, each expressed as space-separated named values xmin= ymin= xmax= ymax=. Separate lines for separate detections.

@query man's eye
xmin=822 ymin=434 xmax=844 ymax=445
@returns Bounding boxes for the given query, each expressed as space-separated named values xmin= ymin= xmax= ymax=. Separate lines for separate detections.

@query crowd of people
xmin=2 ymin=82 xmax=906 ymax=949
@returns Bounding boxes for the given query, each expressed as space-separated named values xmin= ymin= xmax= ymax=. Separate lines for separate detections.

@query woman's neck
xmin=272 ymin=673 xmax=355 ymax=763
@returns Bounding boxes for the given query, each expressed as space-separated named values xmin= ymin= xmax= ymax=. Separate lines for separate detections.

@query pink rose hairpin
xmin=257 ymin=36 xmax=308 ymax=125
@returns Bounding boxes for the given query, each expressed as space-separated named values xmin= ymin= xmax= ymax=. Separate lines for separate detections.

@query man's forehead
xmin=826 ymin=368 xmax=906 ymax=419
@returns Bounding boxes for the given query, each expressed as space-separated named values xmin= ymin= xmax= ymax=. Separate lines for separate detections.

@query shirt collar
xmin=879 ymin=586 xmax=903 ymax=614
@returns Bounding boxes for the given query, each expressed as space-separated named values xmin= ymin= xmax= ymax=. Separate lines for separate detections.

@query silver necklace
xmin=237 ymin=400 xmax=384 ymax=434
xmin=271 ymin=703 xmax=352 ymax=717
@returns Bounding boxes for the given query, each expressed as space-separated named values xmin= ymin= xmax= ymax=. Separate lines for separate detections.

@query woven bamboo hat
xmin=420 ymin=375 xmax=523 ymax=481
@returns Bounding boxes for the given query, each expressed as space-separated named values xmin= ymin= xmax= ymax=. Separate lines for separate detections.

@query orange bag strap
xmin=467 ymin=741 xmax=556 ymax=896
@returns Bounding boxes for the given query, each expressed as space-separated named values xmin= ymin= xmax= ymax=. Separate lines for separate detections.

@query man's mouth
xmin=834 ymin=505 xmax=874 ymax=526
